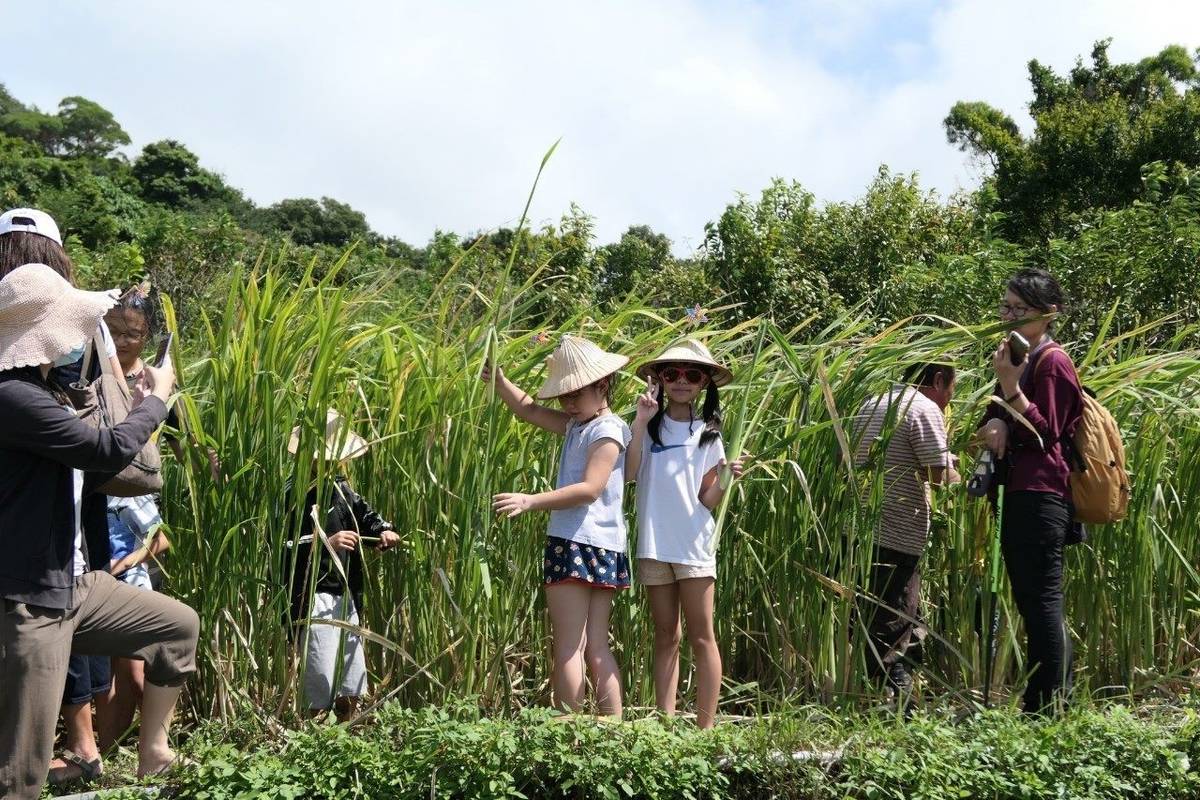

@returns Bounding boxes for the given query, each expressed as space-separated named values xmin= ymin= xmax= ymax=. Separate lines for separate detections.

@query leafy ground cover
xmin=66 ymin=698 xmax=1200 ymax=799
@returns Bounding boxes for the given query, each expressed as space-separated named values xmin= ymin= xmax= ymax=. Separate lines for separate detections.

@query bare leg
xmin=545 ymin=583 xmax=591 ymax=712
xmin=136 ymin=683 xmax=180 ymax=778
xmin=645 ymin=583 xmax=682 ymax=715
xmin=47 ymin=702 xmax=102 ymax=781
xmin=98 ymin=657 xmax=144 ymax=751
xmin=679 ymin=577 xmax=720 ymax=729
xmin=583 ymin=589 xmax=622 ymax=717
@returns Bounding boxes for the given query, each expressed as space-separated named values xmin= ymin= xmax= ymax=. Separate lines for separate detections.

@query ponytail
xmin=646 ymin=384 xmax=669 ymax=448
xmin=699 ymin=382 xmax=721 ymax=447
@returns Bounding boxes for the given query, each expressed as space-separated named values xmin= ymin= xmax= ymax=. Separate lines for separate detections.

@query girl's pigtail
xmin=647 ymin=380 xmax=668 ymax=448
xmin=700 ymin=382 xmax=721 ymax=447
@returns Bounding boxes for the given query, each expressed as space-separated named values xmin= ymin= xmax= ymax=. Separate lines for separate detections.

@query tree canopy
xmin=945 ymin=39 xmax=1200 ymax=240
xmin=0 ymin=38 xmax=1197 ymax=342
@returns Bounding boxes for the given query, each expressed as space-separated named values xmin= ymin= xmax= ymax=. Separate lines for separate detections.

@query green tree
xmin=703 ymin=179 xmax=834 ymax=329
xmin=262 ymin=196 xmax=372 ymax=247
xmin=0 ymin=133 xmax=61 ymax=207
xmin=133 ymin=139 xmax=226 ymax=207
xmin=813 ymin=167 xmax=979 ymax=322
xmin=595 ymin=224 xmax=673 ymax=304
xmin=945 ymin=39 xmax=1200 ymax=241
xmin=0 ymin=107 xmax=62 ymax=155
xmin=55 ymin=96 xmax=131 ymax=159
xmin=0 ymin=91 xmax=130 ymax=159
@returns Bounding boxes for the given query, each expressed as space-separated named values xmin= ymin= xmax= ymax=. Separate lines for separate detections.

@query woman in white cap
xmin=282 ymin=409 xmax=400 ymax=723
xmin=626 ymin=339 xmax=744 ymax=729
xmin=0 ymin=263 xmax=199 ymax=799
xmin=1 ymin=207 xmax=133 ymax=787
xmin=0 ymin=207 xmax=76 ymax=281
xmin=483 ymin=335 xmax=632 ymax=716
xmin=0 ymin=208 xmax=124 ymax=382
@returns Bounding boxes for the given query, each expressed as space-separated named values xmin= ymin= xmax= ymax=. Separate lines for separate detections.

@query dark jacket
xmin=284 ymin=476 xmax=392 ymax=631
xmin=979 ymin=342 xmax=1083 ymax=499
xmin=0 ymin=368 xmax=167 ymax=609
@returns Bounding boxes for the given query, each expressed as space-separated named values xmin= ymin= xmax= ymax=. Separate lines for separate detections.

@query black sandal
xmin=47 ymin=748 xmax=103 ymax=787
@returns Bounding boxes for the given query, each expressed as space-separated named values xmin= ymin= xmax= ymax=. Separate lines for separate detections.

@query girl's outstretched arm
xmin=699 ymin=454 xmax=747 ymax=510
xmin=481 ymin=361 xmax=571 ymax=436
xmin=495 ymin=439 xmax=621 ymax=516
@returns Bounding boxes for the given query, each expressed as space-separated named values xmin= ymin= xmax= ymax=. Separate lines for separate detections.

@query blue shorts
xmin=64 ymin=654 xmax=111 ymax=705
xmin=543 ymin=536 xmax=630 ymax=590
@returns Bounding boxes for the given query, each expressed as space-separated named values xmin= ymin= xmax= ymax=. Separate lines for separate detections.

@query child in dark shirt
xmin=284 ymin=410 xmax=399 ymax=722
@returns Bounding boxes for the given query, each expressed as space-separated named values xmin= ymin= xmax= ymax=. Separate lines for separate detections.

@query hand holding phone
xmin=153 ymin=332 xmax=173 ymax=368
xmin=1006 ymin=330 xmax=1029 ymax=366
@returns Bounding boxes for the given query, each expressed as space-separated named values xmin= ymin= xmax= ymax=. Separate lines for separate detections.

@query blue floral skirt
xmin=543 ymin=536 xmax=631 ymax=590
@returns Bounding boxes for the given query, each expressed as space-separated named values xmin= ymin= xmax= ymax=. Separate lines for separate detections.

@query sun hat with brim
xmin=0 ymin=263 xmax=118 ymax=372
xmin=0 ymin=208 xmax=63 ymax=246
xmin=536 ymin=335 xmax=630 ymax=400
xmin=636 ymin=338 xmax=733 ymax=387
xmin=288 ymin=409 xmax=370 ymax=462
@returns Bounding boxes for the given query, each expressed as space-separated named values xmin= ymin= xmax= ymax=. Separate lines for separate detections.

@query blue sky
xmin=6 ymin=1 xmax=1198 ymax=253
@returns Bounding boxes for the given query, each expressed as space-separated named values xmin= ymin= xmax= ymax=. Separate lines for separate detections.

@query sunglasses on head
xmin=659 ymin=366 xmax=707 ymax=384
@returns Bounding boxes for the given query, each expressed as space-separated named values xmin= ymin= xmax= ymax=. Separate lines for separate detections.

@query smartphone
xmin=1006 ymin=330 xmax=1029 ymax=365
xmin=153 ymin=332 xmax=173 ymax=367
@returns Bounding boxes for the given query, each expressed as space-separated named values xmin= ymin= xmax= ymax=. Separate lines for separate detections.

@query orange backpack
xmin=1034 ymin=348 xmax=1130 ymax=525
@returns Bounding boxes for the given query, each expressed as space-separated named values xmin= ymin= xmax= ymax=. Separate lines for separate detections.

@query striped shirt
xmin=852 ymin=386 xmax=949 ymax=555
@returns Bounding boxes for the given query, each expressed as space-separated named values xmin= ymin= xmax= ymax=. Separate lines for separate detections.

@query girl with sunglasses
xmin=626 ymin=339 xmax=744 ymax=728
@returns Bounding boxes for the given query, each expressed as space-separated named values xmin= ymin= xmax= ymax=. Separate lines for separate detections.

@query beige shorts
xmin=637 ymin=558 xmax=716 ymax=586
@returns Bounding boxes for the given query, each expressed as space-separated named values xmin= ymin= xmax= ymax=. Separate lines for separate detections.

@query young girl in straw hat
xmin=483 ymin=335 xmax=632 ymax=716
xmin=627 ymin=339 xmax=745 ymax=729
xmin=283 ymin=409 xmax=400 ymax=723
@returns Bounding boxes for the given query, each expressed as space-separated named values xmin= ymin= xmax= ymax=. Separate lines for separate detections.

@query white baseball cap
xmin=0 ymin=208 xmax=63 ymax=246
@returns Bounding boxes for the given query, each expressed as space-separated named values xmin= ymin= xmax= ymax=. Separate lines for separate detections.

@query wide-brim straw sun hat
xmin=288 ymin=409 xmax=370 ymax=462
xmin=535 ymin=335 xmax=630 ymax=400
xmin=636 ymin=338 xmax=733 ymax=387
xmin=0 ymin=262 xmax=118 ymax=372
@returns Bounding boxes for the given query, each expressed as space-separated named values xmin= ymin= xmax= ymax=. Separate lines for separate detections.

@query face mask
xmin=51 ymin=342 xmax=87 ymax=368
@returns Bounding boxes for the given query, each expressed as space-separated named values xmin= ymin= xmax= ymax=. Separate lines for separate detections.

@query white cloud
xmin=5 ymin=1 xmax=1199 ymax=255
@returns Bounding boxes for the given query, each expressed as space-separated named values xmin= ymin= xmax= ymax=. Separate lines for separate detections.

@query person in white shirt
xmin=626 ymin=340 xmax=745 ymax=729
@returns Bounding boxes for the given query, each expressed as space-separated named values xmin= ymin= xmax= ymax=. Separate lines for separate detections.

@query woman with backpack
xmin=976 ymin=268 xmax=1084 ymax=714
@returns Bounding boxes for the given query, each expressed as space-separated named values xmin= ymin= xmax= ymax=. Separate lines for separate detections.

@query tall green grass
xmin=161 ymin=258 xmax=1200 ymax=722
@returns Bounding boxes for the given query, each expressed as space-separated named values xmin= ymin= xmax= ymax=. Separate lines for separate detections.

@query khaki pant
xmin=0 ymin=571 xmax=199 ymax=799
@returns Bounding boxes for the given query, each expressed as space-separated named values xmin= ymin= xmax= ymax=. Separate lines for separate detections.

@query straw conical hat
xmin=0 ymin=263 xmax=118 ymax=371
xmin=536 ymin=335 xmax=629 ymax=399
xmin=288 ymin=409 xmax=370 ymax=462
xmin=636 ymin=338 xmax=733 ymax=387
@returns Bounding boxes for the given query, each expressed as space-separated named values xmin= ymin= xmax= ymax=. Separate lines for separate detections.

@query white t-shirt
xmin=635 ymin=416 xmax=726 ymax=567
xmin=72 ymin=468 xmax=86 ymax=577
xmin=547 ymin=414 xmax=631 ymax=552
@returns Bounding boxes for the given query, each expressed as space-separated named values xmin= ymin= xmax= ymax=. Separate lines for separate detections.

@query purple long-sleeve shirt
xmin=979 ymin=343 xmax=1083 ymax=500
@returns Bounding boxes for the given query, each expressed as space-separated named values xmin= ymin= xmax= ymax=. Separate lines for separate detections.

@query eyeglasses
xmin=998 ymin=301 xmax=1033 ymax=319
xmin=659 ymin=366 xmax=706 ymax=384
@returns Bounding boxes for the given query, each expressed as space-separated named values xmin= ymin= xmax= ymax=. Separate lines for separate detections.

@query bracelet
xmin=1005 ymin=390 xmax=1023 ymax=404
